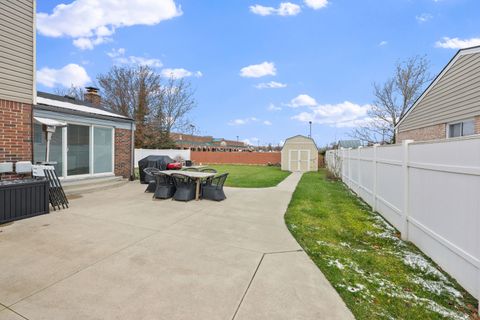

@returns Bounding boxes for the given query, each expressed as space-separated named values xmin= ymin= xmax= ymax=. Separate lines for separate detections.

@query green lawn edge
xmin=285 ymin=170 xmax=477 ymax=320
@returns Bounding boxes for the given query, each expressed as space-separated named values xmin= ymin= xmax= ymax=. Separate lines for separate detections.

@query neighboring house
xmin=0 ymin=1 xmax=136 ymax=180
xmin=396 ymin=46 xmax=480 ymax=142
xmin=338 ymin=140 xmax=362 ymax=149
xmin=281 ymin=135 xmax=318 ymax=172
xmin=170 ymin=133 xmax=246 ymax=151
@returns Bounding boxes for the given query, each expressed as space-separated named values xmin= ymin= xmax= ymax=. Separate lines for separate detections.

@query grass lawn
xmin=285 ymin=170 xmax=477 ymax=320
xmin=208 ymin=164 xmax=290 ymax=188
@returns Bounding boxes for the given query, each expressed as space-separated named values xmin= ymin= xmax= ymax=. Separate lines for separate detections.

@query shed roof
xmin=282 ymin=135 xmax=319 ymax=151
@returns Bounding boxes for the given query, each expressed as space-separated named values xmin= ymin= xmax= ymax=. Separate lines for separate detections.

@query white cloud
xmin=108 ymin=48 xmax=163 ymax=68
xmin=255 ymin=81 xmax=287 ymax=89
xmin=287 ymin=94 xmax=318 ymax=108
xmin=435 ymin=37 xmax=480 ymax=49
xmin=379 ymin=41 xmax=388 ymax=47
xmin=37 ymin=0 xmax=182 ymax=50
xmin=228 ymin=117 xmax=260 ymax=126
xmin=304 ymin=0 xmax=329 ymax=10
xmin=161 ymin=68 xmax=203 ymax=79
xmin=37 ymin=63 xmax=91 ymax=88
xmin=292 ymin=101 xmax=373 ymax=128
xmin=267 ymin=103 xmax=282 ymax=111
xmin=240 ymin=61 xmax=277 ymax=78
xmin=416 ymin=13 xmax=433 ymax=23
xmin=249 ymin=3 xmax=301 ymax=16
xmin=263 ymin=120 xmax=273 ymax=125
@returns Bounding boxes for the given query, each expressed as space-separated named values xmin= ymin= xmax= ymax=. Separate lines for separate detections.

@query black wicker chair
xmin=171 ymin=173 xmax=196 ymax=201
xmin=202 ymin=173 xmax=228 ymax=201
xmin=143 ymin=167 xmax=161 ymax=193
xmin=153 ymin=172 xmax=176 ymax=199
xmin=183 ymin=167 xmax=199 ymax=172
xmin=200 ymin=168 xmax=218 ymax=190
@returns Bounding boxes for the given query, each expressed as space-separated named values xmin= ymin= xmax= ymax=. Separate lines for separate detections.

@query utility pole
xmin=309 ymin=121 xmax=312 ymax=138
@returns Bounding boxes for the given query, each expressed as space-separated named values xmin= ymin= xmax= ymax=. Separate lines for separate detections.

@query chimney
xmin=84 ymin=86 xmax=101 ymax=107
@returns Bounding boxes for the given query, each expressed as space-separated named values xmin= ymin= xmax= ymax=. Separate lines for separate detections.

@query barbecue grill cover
xmin=138 ymin=155 xmax=175 ymax=184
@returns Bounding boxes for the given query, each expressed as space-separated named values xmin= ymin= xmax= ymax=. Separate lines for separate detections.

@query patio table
xmin=159 ymin=170 xmax=216 ymax=201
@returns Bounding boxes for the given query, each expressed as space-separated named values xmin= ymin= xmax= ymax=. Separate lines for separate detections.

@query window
xmin=448 ymin=119 xmax=475 ymax=138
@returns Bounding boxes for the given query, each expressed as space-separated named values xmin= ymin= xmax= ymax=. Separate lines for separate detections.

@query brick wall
xmin=475 ymin=116 xmax=480 ymax=134
xmin=0 ymin=99 xmax=32 ymax=178
xmin=191 ymin=151 xmax=281 ymax=165
xmin=397 ymin=123 xmax=446 ymax=142
xmin=115 ymin=128 xmax=132 ymax=178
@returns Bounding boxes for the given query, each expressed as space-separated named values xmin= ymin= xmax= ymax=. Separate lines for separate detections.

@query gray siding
xmin=398 ymin=52 xmax=480 ymax=132
xmin=0 ymin=0 xmax=35 ymax=104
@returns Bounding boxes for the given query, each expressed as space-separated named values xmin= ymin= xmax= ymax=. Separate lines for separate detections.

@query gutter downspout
xmin=130 ymin=121 xmax=135 ymax=181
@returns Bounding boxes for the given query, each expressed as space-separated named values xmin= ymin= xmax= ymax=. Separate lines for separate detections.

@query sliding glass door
xmin=93 ymin=127 xmax=113 ymax=174
xmin=33 ymin=122 xmax=115 ymax=178
xmin=67 ymin=124 xmax=90 ymax=176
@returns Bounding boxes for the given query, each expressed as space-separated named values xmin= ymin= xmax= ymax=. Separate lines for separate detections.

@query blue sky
xmin=36 ymin=0 xmax=480 ymax=147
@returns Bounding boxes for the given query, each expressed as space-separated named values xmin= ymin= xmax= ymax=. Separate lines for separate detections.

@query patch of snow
xmin=327 ymin=259 xmax=345 ymax=270
xmin=411 ymin=276 xmax=462 ymax=299
xmin=402 ymin=253 xmax=448 ymax=282
xmin=347 ymin=284 xmax=365 ymax=293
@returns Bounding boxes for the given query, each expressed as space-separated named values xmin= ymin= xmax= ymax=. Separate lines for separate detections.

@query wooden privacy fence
xmin=191 ymin=151 xmax=281 ymax=165
xmin=326 ymin=136 xmax=480 ymax=302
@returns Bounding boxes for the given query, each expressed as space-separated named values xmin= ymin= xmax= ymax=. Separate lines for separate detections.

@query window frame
xmin=447 ymin=119 xmax=476 ymax=138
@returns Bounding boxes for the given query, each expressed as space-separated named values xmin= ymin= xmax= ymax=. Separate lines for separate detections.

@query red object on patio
xmin=167 ymin=162 xmax=182 ymax=170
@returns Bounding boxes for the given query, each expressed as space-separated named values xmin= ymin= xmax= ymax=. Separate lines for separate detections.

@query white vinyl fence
xmin=326 ymin=136 xmax=480 ymax=301
xmin=134 ymin=149 xmax=191 ymax=168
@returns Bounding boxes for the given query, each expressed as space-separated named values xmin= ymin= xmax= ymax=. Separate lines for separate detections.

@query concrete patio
xmin=0 ymin=173 xmax=353 ymax=320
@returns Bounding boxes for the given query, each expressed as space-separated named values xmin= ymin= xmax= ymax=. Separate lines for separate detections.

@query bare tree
xmin=151 ymin=77 xmax=197 ymax=135
xmin=53 ymin=85 xmax=85 ymax=100
xmin=352 ymin=56 xmax=431 ymax=144
xmin=97 ymin=65 xmax=196 ymax=148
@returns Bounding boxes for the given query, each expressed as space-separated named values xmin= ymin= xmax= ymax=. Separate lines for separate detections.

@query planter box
xmin=0 ymin=179 xmax=49 ymax=224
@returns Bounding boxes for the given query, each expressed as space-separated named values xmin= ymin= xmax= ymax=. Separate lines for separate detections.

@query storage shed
xmin=281 ymin=135 xmax=318 ymax=172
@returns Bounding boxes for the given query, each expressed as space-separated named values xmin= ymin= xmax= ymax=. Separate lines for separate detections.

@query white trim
xmin=396 ymin=46 xmax=480 ymax=130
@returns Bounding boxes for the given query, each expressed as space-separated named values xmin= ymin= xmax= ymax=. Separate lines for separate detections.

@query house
xmin=281 ymin=135 xmax=318 ymax=172
xmin=396 ymin=46 xmax=480 ymax=142
xmin=33 ymin=91 xmax=135 ymax=179
xmin=0 ymin=1 xmax=136 ymax=180
xmin=0 ymin=1 xmax=35 ymax=178
xmin=337 ymin=140 xmax=362 ymax=149
xmin=170 ymin=133 xmax=246 ymax=151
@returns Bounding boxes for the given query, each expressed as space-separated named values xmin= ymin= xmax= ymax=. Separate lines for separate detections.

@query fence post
xmin=372 ymin=144 xmax=379 ymax=212
xmin=401 ymin=140 xmax=413 ymax=241
xmin=348 ymin=148 xmax=352 ymax=187
xmin=357 ymin=147 xmax=362 ymax=192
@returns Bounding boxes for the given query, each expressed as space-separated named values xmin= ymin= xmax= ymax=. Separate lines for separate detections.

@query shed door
xmin=289 ymin=150 xmax=311 ymax=172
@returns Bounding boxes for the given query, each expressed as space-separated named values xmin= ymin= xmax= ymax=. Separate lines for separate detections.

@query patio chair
xmin=171 ymin=173 xmax=196 ymax=201
xmin=153 ymin=172 xmax=176 ymax=200
xmin=183 ymin=167 xmax=199 ymax=172
xmin=201 ymin=173 xmax=228 ymax=201
xmin=143 ymin=167 xmax=161 ymax=193
xmin=200 ymin=168 xmax=218 ymax=191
